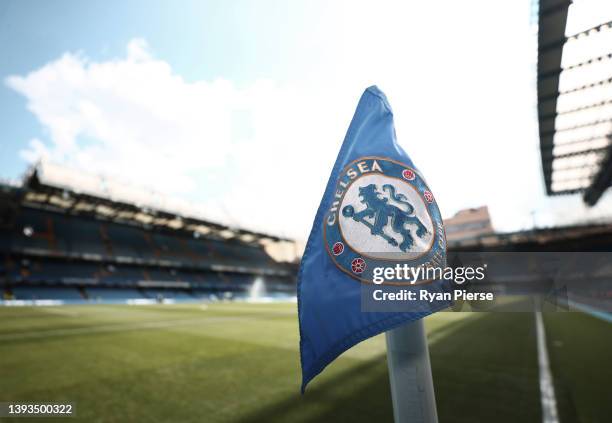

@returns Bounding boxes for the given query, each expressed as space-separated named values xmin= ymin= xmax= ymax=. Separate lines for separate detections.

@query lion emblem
xmin=342 ymin=183 xmax=429 ymax=252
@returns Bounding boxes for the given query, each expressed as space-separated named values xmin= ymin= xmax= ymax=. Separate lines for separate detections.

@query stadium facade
xmin=0 ymin=162 xmax=297 ymax=305
xmin=443 ymin=206 xmax=494 ymax=242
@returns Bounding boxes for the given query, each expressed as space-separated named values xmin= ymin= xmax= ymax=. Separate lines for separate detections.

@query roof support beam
xmin=584 ymin=140 xmax=612 ymax=205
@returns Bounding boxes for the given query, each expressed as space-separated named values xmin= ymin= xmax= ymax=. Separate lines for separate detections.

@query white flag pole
xmin=386 ymin=319 xmax=438 ymax=423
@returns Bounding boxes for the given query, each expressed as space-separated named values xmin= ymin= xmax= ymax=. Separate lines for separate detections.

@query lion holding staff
xmin=342 ymin=183 xmax=429 ymax=252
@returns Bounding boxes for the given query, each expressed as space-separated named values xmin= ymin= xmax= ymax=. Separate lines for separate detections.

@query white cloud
xmin=8 ymin=39 xmax=235 ymax=193
xmin=7 ymin=0 xmax=612 ymax=241
xmin=5 ymin=38 xmax=352 ymax=238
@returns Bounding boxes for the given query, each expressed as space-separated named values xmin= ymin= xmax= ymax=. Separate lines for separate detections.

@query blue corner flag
xmin=298 ymin=86 xmax=449 ymax=392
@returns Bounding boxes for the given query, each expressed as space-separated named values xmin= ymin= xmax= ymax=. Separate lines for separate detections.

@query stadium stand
xmin=536 ymin=0 xmax=612 ymax=205
xmin=11 ymin=285 xmax=84 ymax=301
xmin=85 ymin=287 xmax=148 ymax=303
xmin=0 ymin=162 xmax=298 ymax=304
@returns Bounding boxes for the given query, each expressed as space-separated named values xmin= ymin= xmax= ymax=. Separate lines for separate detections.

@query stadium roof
xmin=20 ymin=161 xmax=291 ymax=244
xmin=537 ymin=0 xmax=612 ymax=205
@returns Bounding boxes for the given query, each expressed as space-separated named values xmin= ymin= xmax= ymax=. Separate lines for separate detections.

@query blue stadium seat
xmin=12 ymin=285 xmax=85 ymax=302
xmin=12 ymin=209 xmax=58 ymax=252
xmin=29 ymin=261 xmax=100 ymax=283
xmin=150 ymin=233 xmax=201 ymax=266
xmin=99 ymin=265 xmax=144 ymax=286
xmin=54 ymin=215 xmax=108 ymax=256
xmin=107 ymin=224 xmax=151 ymax=259
xmin=0 ymin=228 xmax=12 ymax=252
xmin=85 ymin=287 xmax=147 ymax=302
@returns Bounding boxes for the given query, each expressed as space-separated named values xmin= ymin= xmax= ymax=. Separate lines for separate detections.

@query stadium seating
xmin=56 ymin=215 xmax=108 ymax=256
xmin=106 ymin=224 xmax=151 ymax=259
xmin=1 ymin=184 xmax=297 ymax=303
xmin=142 ymin=289 xmax=196 ymax=301
xmin=85 ymin=287 xmax=147 ymax=302
xmin=12 ymin=208 xmax=58 ymax=252
xmin=3 ymin=208 xmax=283 ymax=268
xmin=106 ymin=265 xmax=148 ymax=285
xmin=11 ymin=285 xmax=85 ymax=302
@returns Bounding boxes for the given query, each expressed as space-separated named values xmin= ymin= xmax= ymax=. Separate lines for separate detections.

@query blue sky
xmin=0 ymin=0 xmax=317 ymax=178
xmin=2 ymin=0 xmax=612 ymax=239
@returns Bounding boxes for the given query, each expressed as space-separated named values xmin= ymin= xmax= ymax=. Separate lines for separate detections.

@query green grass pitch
xmin=0 ymin=303 xmax=610 ymax=422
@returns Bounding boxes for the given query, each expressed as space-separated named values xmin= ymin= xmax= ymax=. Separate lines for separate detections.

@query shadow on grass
xmin=544 ymin=312 xmax=612 ymax=423
xmin=431 ymin=313 xmax=540 ymax=423
xmin=239 ymin=357 xmax=394 ymax=423
xmin=237 ymin=314 xmax=510 ymax=423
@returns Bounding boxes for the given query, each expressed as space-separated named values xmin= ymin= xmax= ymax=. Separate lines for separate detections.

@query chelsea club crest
xmin=324 ymin=156 xmax=446 ymax=284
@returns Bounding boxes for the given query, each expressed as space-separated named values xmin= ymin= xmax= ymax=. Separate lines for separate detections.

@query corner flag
xmin=298 ymin=86 xmax=449 ymax=392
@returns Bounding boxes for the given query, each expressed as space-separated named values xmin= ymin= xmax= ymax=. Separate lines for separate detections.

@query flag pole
xmin=386 ymin=319 xmax=438 ymax=423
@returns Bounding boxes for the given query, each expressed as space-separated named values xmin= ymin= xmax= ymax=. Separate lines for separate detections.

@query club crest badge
xmin=324 ymin=156 xmax=446 ymax=284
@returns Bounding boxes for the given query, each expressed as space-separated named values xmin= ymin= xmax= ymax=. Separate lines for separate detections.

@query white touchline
xmin=535 ymin=312 xmax=560 ymax=423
